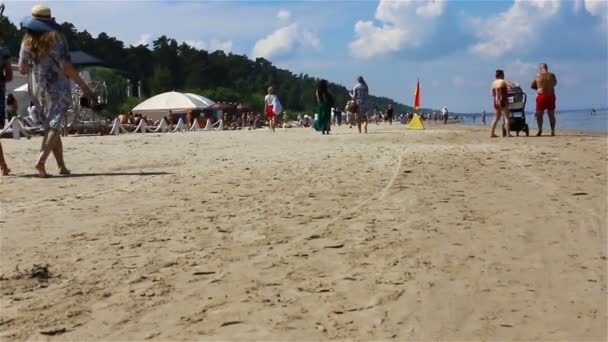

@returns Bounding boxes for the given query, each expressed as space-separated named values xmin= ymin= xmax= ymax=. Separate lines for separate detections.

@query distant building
xmin=6 ymin=50 xmax=106 ymax=92
xmin=6 ymin=51 xmax=107 ymax=117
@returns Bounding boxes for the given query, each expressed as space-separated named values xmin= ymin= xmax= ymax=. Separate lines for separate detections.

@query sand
xmin=1 ymin=123 xmax=606 ymax=341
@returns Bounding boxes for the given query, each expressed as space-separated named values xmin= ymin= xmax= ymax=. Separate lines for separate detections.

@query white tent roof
xmin=185 ymin=93 xmax=215 ymax=108
xmin=13 ymin=83 xmax=29 ymax=92
xmin=132 ymin=91 xmax=211 ymax=120
xmin=11 ymin=70 xmax=89 ymax=93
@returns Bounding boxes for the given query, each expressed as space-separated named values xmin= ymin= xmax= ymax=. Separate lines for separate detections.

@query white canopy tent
xmin=132 ymin=91 xmax=212 ymax=121
xmin=185 ymin=93 xmax=215 ymax=108
xmin=10 ymin=84 xmax=32 ymax=119
xmin=9 ymin=71 xmax=93 ymax=118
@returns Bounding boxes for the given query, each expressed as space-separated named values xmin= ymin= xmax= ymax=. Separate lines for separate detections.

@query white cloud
xmin=185 ymin=39 xmax=234 ymax=52
xmin=506 ymin=59 xmax=537 ymax=80
xmin=584 ymin=0 xmax=608 ymax=27
xmin=252 ymin=23 xmax=319 ymax=59
xmin=350 ymin=22 xmax=407 ymax=59
xmin=209 ymin=39 xmax=234 ymax=52
xmin=584 ymin=0 xmax=608 ymax=15
xmin=573 ymin=0 xmax=584 ymax=13
xmin=277 ymin=9 xmax=291 ymax=22
xmin=350 ymin=0 xmax=447 ymax=59
xmin=415 ymin=0 xmax=447 ymax=17
xmin=185 ymin=40 xmax=207 ymax=50
xmin=469 ymin=0 xmax=561 ymax=58
xmin=135 ymin=34 xmax=152 ymax=47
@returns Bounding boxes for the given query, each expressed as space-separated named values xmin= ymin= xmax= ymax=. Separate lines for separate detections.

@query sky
xmin=2 ymin=0 xmax=607 ymax=112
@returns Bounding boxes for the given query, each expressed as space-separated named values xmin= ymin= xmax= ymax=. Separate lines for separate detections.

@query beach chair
xmin=108 ymin=118 xmax=136 ymax=135
xmin=190 ymin=119 xmax=202 ymax=132
xmin=21 ymin=117 xmax=44 ymax=135
xmin=0 ymin=117 xmax=32 ymax=139
xmin=173 ymin=118 xmax=188 ymax=133
xmin=148 ymin=118 xmax=170 ymax=133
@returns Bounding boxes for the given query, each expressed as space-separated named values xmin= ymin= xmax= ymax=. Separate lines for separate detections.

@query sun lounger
xmin=21 ymin=118 xmax=44 ymax=135
xmin=0 ymin=117 xmax=33 ymax=139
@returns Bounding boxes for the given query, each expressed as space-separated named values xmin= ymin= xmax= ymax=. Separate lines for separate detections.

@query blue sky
xmin=3 ymin=0 xmax=607 ymax=112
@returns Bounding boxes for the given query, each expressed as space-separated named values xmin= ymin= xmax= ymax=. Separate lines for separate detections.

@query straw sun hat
xmin=20 ymin=4 xmax=62 ymax=32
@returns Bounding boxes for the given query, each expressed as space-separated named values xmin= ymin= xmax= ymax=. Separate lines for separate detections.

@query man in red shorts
xmin=531 ymin=63 xmax=558 ymax=136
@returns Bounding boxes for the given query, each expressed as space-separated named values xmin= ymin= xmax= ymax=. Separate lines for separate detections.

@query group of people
xmin=1 ymin=4 xmax=94 ymax=177
xmin=118 ymin=109 xmax=218 ymax=129
xmin=228 ymin=112 xmax=263 ymax=130
xmin=472 ymin=112 xmax=488 ymax=126
xmin=0 ymin=5 xmax=564 ymax=178
xmin=118 ymin=111 xmax=153 ymax=126
xmin=490 ymin=63 xmax=558 ymax=137
xmin=311 ymin=76 xmax=372 ymax=135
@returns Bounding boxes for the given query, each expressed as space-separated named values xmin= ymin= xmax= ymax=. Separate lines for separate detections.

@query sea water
xmin=463 ymin=109 xmax=608 ymax=132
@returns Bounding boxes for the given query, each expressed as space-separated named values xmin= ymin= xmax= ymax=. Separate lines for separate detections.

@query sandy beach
xmin=0 ymin=123 xmax=606 ymax=341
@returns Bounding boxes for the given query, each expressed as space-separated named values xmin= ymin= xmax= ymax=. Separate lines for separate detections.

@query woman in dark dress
xmin=313 ymin=79 xmax=333 ymax=135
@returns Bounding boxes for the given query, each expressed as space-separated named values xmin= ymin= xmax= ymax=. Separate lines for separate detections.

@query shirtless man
xmin=531 ymin=63 xmax=557 ymax=136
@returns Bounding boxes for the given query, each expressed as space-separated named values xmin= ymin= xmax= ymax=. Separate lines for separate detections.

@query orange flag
xmin=414 ymin=79 xmax=421 ymax=110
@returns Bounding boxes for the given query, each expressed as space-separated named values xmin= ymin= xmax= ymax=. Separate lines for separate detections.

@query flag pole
xmin=414 ymin=78 xmax=420 ymax=116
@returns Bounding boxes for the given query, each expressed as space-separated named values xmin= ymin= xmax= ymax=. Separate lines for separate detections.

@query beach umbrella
xmin=184 ymin=93 xmax=215 ymax=108
xmin=132 ymin=91 xmax=208 ymax=120
xmin=205 ymin=103 xmax=234 ymax=111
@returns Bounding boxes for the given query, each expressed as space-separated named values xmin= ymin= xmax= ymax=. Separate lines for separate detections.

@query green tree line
xmin=1 ymin=13 xmax=424 ymax=117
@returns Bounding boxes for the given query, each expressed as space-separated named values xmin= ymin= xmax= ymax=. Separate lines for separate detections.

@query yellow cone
xmin=407 ymin=114 xmax=425 ymax=130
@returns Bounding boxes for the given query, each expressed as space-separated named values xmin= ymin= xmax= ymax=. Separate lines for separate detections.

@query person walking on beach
xmin=490 ymin=69 xmax=514 ymax=138
xmin=442 ymin=106 xmax=448 ymax=124
xmin=27 ymin=101 xmax=40 ymax=125
xmin=350 ymin=76 xmax=369 ymax=134
xmin=531 ymin=63 xmax=557 ymax=136
xmin=313 ymin=79 xmax=333 ymax=135
xmin=1 ymin=38 xmax=13 ymax=175
xmin=334 ymin=107 xmax=343 ymax=126
xmin=264 ymin=86 xmax=280 ymax=133
xmin=19 ymin=4 xmax=93 ymax=178
xmin=386 ymin=104 xmax=394 ymax=125
xmin=482 ymin=110 xmax=487 ymax=125
xmin=345 ymin=101 xmax=355 ymax=128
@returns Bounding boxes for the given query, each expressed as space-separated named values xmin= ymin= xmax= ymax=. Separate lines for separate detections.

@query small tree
xmin=119 ymin=97 xmax=145 ymax=114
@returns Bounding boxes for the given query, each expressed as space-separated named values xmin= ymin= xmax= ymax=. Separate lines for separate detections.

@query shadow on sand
xmin=327 ymin=130 xmax=405 ymax=136
xmin=16 ymin=171 xmax=172 ymax=179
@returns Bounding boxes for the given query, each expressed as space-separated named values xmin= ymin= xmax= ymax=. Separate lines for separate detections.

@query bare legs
xmin=490 ymin=109 xmax=501 ymax=137
xmin=357 ymin=116 xmax=368 ymax=134
xmin=35 ymin=129 xmax=70 ymax=178
xmin=490 ymin=107 xmax=511 ymax=138
xmin=535 ymin=111 xmax=543 ymax=136
xmin=270 ymin=118 xmax=275 ymax=133
xmin=0 ymin=143 xmax=9 ymax=176
xmin=52 ymin=135 xmax=71 ymax=174
xmin=548 ymin=110 xmax=556 ymax=136
xmin=502 ymin=109 xmax=512 ymax=137
xmin=536 ymin=110 xmax=555 ymax=136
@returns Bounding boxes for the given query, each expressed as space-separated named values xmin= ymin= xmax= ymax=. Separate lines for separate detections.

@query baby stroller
xmin=503 ymin=87 xmax=529 ymax=136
